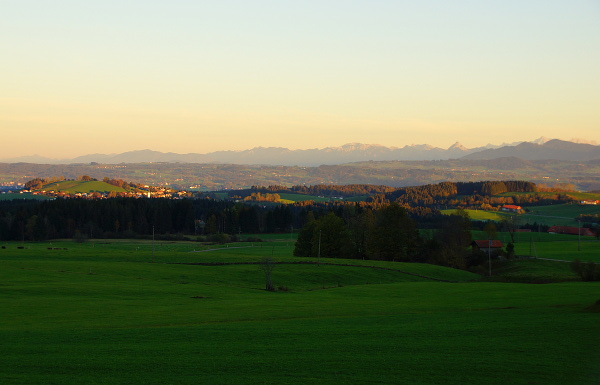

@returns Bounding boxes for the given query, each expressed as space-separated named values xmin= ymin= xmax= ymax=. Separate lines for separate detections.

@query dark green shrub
xmin=571 ymin=259 xmax=600 ymax=281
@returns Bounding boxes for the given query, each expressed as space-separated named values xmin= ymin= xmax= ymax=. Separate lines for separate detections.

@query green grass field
xmin=444 ymin=203 xmax=600 ymax=227
xmin=497 ymin=191 xmax=600 ymax=201
xmin=512 ymin=240 xmax=600 ymax=263
xmin=0 ymin=192 xmax=52 ymax=201
xmin=1 ymin=240 xmax=599 ymax=384
xmin=441 ymin=208 xmax=506 ymax=221
xmin=471 ymin=229 xmax=597 ymax=242
xmin=524 ymin=203 xmax=600 ymax=224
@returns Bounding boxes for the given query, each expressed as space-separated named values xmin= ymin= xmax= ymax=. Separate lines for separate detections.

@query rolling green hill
xmin=39 ymin=180 xmax=128 ymax=193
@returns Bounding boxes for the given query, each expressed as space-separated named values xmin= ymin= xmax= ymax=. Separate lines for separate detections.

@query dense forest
xmin=238 ymin=181 xmax=536 ymax=198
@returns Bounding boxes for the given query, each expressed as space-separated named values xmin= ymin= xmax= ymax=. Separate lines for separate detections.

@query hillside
xmin=38 ymin=180 xmax=128 ymax=193
xmin=2 ymin=156 xmax=600 ymax=191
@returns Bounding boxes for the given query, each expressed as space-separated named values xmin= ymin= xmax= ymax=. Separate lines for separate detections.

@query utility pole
xmin=488 ymin=238 xmax=492 ymax=277
xmin=318 ymin=230 xmax=322 ymax=266
xmin=152 ymin=225 xmax=155 ymax=262
xmin=524 ymin=213 xmax=585 ymax=253
xmin=578 ymin=220 xmax=581 ymax=252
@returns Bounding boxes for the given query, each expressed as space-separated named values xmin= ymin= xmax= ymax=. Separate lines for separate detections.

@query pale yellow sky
xmin=2 ymin=1 xmax=599 ymax=159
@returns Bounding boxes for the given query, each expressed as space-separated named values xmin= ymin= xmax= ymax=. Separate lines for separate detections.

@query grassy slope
xmin=1 ymin=240 xmax=599 ymax=385
xmin=487 ymin=259 xmax=580 ymax=283
xmin=40 ymin=180 xmax=127 ymax=193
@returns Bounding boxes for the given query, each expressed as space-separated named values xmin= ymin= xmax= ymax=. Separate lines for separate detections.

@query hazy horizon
xmin=3 ymin=136 xmax=599 ymax=161
xmin=3 ymin=1 xmax=599 ymax=158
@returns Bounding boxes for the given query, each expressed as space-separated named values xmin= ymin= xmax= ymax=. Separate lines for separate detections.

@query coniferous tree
xmin=366 ymin=203 xmax=420 ymax=261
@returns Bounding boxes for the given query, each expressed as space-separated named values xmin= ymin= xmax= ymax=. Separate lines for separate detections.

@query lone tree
xmin=483 ymin=221 xmax=498 ymax=240
xmin=502 ymin=216 xmax=520 ymax=243
xmin=260 ymin=256 xmax=275 ymax=291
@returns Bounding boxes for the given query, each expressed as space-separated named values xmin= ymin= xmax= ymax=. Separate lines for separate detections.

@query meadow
xmin=443 ymin=202 xmax=600 ymax=227
xmin=497 ymin=191 xmax=600 ymax=201
xmin=0 ymin=192 xmax=52 ymax=201
xmin=40 ymin=180 xmax=127 ymax=193
xmin=1 ymin=239 xmax=599 ymax=384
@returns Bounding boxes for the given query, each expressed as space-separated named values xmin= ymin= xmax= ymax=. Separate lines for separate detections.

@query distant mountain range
xmin=3 ymin=137 xmax=599 ymax=166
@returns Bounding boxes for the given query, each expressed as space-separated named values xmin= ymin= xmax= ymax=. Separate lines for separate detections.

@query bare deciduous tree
xmin=260 ymin=256 xmax=275 ymax=291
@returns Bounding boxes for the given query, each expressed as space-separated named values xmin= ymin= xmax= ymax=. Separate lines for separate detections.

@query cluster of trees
xmin=288 ymin=184 xmax=397 ymax=197
xmin=571 ymin=259 xmax=600 ymax=281
xmin=577 ymin=214 xmax=600 ymax=223
xmin=24 ymin=176 xmax=66 ymax=190
xmin=573 ymin=215 xmax=600 ymax=239
xmin=382 ymin=182 xmax=575 ymax=210
xmin=102 ymin=177 xmax=135 ymax=190
xmin=383 ymin=181 xmax=536 ymax=202
xmin=242 ymin=192 xmax=282 ymax=202
xmin=294 ymin=204 xmax=479 ymax=269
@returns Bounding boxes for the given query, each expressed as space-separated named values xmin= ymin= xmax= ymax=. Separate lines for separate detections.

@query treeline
xmin=242 ymin=181 xmax=536 ymax=199
xmin=577 ymin=214 xmax=600 ymax=223
xmin=294 ymin=205 xmax=483 ymax=270
xmin=246 ymin=180 xmax=537 ymax=199
xmin=243 ymin=184 xmax=398 ymax=197
xmin=385 ymin=181 xmax=536 ymax=201
xmin=380 ymin=181 xmax=578 ymax=210
xmin=0 ymin=198 xmax=299 ymax=241
xmin=236 ymin=181 xmax=542 ymax=207
xmin=24 ymin=176 xmax=66 ymax=190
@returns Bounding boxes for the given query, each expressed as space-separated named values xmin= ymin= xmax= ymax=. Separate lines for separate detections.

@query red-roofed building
xmin=471 ymin=240 xmax=504 ymax=255
xmin=548 ymin=226 xmax=594 ymax=236
xmin=502 ymin=205 xmax=522 ymax=212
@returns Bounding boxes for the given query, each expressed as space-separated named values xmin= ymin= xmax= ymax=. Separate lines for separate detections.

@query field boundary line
xmin=167 ymin=260 xmax=455 ymax=283
xmin=190 ymin=246 xmax=258 ymax=253
xmin=535 ymin=257 xmax=598 ymax=264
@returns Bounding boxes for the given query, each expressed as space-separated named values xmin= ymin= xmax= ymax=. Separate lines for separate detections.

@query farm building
xmin=580 ymin=200 xmax=599 ymax=205
xmin=471 ymin=240 xmax=504 ymax=255
xmin=547 ymin=226 xmax=594 ymax=236
xmin=501 ymin=205 xmax=522 ymax=212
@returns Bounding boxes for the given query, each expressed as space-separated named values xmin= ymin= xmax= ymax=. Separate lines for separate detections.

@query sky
xmin=2 ymin=1 xmax=600 ymax=159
